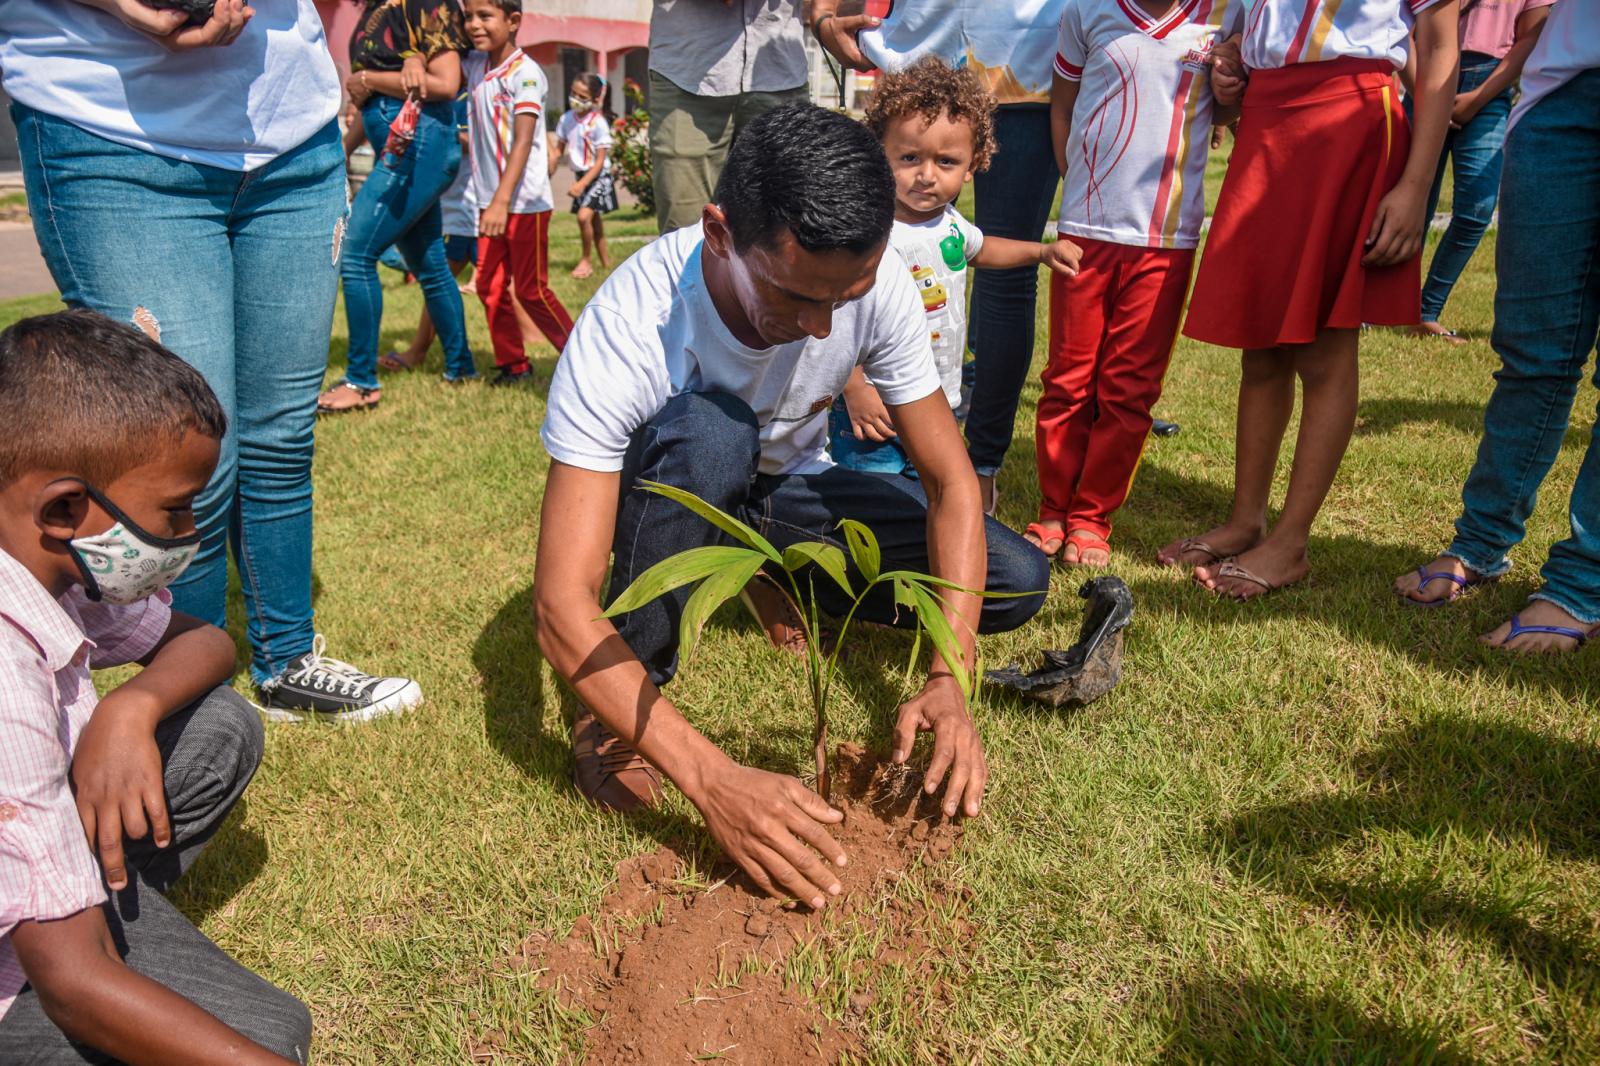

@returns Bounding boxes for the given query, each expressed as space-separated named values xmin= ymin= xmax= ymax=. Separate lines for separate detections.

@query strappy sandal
xmin=378 ymin=349 xmax=424 ymax=372
xmin=1024 ymin=522 xmax=1066 ymax=561
xmin=1065 ymin=529 xmax=1112 ymax=568
xmin=1492 ymin=613 xmax=1594 ymax=652
xmin=317 ymin=381 xmax=380 ymax=414
xmin=1204 ymin=560 xmax=1285 ymax=601
xmin=1159 ymin=536 xmax=1222 ymax=569
xmin=1400 ymin=564 xmax=1496 ymax=607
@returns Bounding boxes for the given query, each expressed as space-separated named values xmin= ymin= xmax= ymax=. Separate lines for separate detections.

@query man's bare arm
xmin=533 ymin=460 xmax=848 ymax=906
xmin=884 ymin=392 xmax=990 ymax=817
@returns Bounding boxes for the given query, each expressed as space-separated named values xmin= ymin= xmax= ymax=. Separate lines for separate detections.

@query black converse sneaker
xmin=255 ymin=635 xmax=423 ymax=723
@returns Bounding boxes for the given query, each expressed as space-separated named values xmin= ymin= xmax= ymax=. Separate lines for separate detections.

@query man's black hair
xmin=0 ymin=309 xmax=227 ymax=486
xmin=714 ymin=103 xmax=896 ymax=256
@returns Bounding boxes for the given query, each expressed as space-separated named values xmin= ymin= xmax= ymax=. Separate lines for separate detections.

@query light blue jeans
xmin=15 ymin=103 xmax=346 ymax=684
xmin=340 ymin=96 xmax=475 ymax=387
xmin=1418 ymin=53 xmax=1511 ymax=324
xmin=1445 ymin=69 xmax=1600 ymax=624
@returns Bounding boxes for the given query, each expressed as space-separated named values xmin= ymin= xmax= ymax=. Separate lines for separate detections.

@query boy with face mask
xmin=0 ymin=310 xmax=312 ymax=1065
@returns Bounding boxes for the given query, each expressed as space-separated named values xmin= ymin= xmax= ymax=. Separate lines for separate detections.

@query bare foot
xmin=1066 ymin=530 xmax=1110 ymax=568
xmin=1407 ymin=322 xmax=1468 ymax=346
xmin=1393 ymin=554 xmax=1479 ymax=605
xmin=978 ymin=474 xmax=998 ymax=517
xmin=1156 ymin=523 xmax=1260 ymax=568
xmin=571 ymin=259 xmax=594 ymax=280
xmin=1194 ymin=536 xmax=1308 ymax=600
xmin=1479 ymin=599 xmax=1600 ymax=654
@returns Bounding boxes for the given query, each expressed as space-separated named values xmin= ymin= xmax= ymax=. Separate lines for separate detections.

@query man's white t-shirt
xmin=0 ymin=0 xmax=339 ymax=171
xmin=542 ymin=224 xmax=943 ymax=477
xmin=465 ymin=50 xmax=554 ymax=215
xmin=885 ymin=206 xmax=983 ymax=407
xmin=1510 ymin=0 xmax=1598 ymax=129
xmin=1055 ymin=0 xmax=1244 ymax=249
xmin=1240 ymin=0 xmax=1447 ymax=71
xmin=555 ymin=111 xmax=615 ymax=173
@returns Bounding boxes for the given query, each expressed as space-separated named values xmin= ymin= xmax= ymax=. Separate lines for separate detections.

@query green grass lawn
xmin=6 ymin=200 xmax=1596 ymax=1064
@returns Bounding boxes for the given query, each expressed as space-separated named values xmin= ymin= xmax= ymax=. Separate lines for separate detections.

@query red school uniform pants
xmin=476 ymin=211 xmax=574 ymax=372
xmin=1036 ymin=237 xmax=1194 ymax=539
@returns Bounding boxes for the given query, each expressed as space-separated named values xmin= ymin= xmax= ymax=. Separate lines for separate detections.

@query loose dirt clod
xmin=506 ymin=745 xmax=971 ymax=1065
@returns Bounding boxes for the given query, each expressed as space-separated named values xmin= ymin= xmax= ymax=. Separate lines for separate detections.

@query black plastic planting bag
xmin=142 ymin=0 xmax=218 ymax=25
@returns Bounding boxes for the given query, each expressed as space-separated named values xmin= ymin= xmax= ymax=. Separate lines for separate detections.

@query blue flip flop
xmin=1402 ymin=565 xmax=1492 ymax=607
xmin=1495 ymin=613 xmax=1591 ymax=649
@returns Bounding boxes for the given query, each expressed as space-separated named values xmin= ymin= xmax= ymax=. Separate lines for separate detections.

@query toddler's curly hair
xmin=864 ymin=56 xmax=998 ymax=172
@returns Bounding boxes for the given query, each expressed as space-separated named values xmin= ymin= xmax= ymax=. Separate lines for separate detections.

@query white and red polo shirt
xmin=1240 ymin=0 xmax=1451 ymax=71
xmin=1055 ymin=0 xmax=1245 ymax=249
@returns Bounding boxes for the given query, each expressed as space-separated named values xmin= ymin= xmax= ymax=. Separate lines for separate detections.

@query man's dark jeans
xmin=608 ymin=392 xmax=1051 ymax=685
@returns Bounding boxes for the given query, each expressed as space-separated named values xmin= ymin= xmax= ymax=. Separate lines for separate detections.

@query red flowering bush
xmin=612 ymin=79 xmax=655 ymax=215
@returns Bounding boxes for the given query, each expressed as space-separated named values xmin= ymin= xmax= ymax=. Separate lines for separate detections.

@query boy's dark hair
xmin=0 ymin=310 xmax=227 ymax=487
xmin=455 ymin=0 xmax=520 ymax=17
xmin=865 ymin=56 xmax=999 ymax=172
xmin=714 ymin=102 xmax=895 ymax=256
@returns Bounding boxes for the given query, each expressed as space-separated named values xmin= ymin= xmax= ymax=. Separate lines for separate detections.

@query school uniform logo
xmin=1181 ymin=32 xmax=1218 ymax=72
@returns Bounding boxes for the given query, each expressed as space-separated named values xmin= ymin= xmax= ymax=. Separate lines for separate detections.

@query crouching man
xmin=533 ymin=104 xmax=1047 ymax=908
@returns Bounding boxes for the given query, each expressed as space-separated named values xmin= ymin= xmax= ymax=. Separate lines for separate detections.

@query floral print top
xmin=349 ymin=0 xmax=468 ymax=72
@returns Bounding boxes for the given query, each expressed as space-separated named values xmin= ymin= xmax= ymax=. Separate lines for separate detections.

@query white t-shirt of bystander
xmin=0 ymin=0 xmax=340 ymax=171
xmin=884 ymin=205 xmax=983 ymax=408
xmin=465 ymin=50 xmax=554 ymax=215
xmin=541 ymin=223 xmax=943 ymax=477
xmin=1510 ymin=0 xmax=1599 ymax=129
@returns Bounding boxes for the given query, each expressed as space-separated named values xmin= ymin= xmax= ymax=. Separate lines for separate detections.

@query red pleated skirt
xmin=1184 ymin=56 xmax=1421 ymax=350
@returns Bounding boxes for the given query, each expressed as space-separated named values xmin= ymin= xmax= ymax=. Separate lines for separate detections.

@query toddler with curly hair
xmin=831 ymin=57 xmax=1081 ymax=478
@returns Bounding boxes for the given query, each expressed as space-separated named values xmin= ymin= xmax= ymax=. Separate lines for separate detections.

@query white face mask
xmin=66 ymin=483 xmax=200 ymax=605
xmin=569 ymin=95 xmax=597 ymax=113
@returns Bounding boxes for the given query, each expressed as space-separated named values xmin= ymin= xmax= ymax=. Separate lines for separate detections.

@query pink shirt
xmin=1460 ymin=0 xmax=1555 ymax=59
xmin=0 ymin=547 xmax=171 ymax=1021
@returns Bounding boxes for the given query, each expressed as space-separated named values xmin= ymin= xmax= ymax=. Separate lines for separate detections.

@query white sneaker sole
xmin=254 ymin=680 xmax=424 ymax=725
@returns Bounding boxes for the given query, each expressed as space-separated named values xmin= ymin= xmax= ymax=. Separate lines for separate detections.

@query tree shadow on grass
xmin=1164 ymin=975 xmax=1484 ymax=1065
xmin=1354 ymin=397 xmax=1590 ymax=448
xmin=1211 ymin=716 xmax=1600 ymax=1010
xmin=167 ymin=799 xmax=269 ymax=925
xmin=1096 ymin=463 xmax=1600 ymax=706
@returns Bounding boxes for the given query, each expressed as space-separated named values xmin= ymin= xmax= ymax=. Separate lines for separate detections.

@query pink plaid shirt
xmin=0 ymin=546 xmax=171 ymax=1021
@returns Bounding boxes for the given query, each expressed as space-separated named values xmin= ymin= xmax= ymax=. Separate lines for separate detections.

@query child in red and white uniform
xmin=1030 ymin=0 xmax=1246 ymax=567
xmin=463 ymin=0 xmax=575 ymax=386
xmin=1159 ymin=0 xmax=1460 ymax=598
xmin=555 ymin=73 xmax=618 ymax=280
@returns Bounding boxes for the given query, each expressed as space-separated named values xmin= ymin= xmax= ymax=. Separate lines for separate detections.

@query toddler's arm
xmin=973 ymin=236 xmax=1082 ymax=277
xmin=842 ymin=366 xmax=897 ymax=442
xmin=11 ymin=908 xmax=297 ymax=1066
xmin=70 ymin=613 xmax=234 ymax=891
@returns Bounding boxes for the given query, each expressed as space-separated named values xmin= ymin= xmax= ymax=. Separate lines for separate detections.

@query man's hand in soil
xmin=893 ymin=674 xmax=986 ymax=818
xmin=696 ymin=762 xmax=847 ymax=909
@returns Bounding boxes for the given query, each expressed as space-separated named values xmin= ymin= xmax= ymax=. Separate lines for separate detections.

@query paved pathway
xmin=0 ymin=221 xmax=52 ymax=302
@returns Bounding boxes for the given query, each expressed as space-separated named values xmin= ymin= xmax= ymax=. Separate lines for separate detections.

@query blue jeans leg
xmin=965 ymin=104 xmax=1061 ymax=478
xmin=607 ymin=392 xmax=763 ymax=687
xmin=1420 ymin=58 xmax=1509 ymax=323
xmin=16 ymin=104 xmax=344 ymax=681
xmin=1446 ymin=70 xmax=1600 ymax=622
xmin=748 ymin=469 xmax=1049 ymax=635
xmin=341 ymin=98 xmax=474 ymax=387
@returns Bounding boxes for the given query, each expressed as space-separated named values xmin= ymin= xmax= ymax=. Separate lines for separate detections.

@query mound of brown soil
xmin=503 ymin=744 xmax=975 ymax=1064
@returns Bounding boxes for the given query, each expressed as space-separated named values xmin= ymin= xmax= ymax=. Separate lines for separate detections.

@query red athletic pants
xmin=476 ymin=211 xmax=574 ymax=372
xmin=1036 ymin=237 xmax=1194 ymax=538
